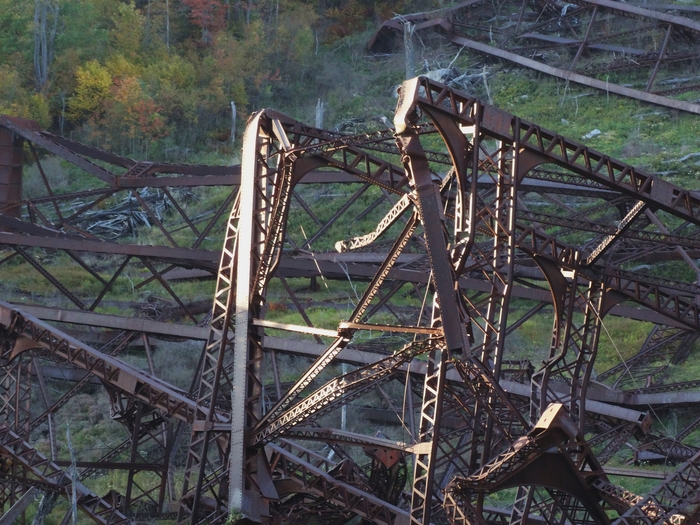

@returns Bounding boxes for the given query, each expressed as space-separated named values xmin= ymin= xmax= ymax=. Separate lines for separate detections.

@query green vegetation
xmin=488 ymin=71 xmax=700 ymax=180
xmin=3 ymin=0 xmax=700 ymax=172
xmin=7 ymin=1 xmax=700 ymax=520
xmin=0 ymin=0 xmax=428 ymax=162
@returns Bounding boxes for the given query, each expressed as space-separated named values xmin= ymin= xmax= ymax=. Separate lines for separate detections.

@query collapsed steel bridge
xmin=3 ymin=76 xmax=700 ymax=524
xmin=370 ymin=0 xmax=700 ymax=115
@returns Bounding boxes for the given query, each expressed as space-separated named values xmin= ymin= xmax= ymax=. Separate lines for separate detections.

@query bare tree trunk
xmin=31 ymin=493 xmax=58 ymax=525
xmin=165 ymin=0 xmax=170 ymax=50
xmin=403 ymin=21 xmax=416 ymax=79
xmin=315 ymin=99 xmax=324 ymax=129
xmin=230 ymin=101 xmax=237 ymax=145
xmin=66 ymin=425 xmax=78 ymax=525
xmin=202 ymin=27 xmax=212 ymax=45
xmin=145 ymin=0 xmax=152 ymax=48
xmin=59 ymin=91 xmax=66 ymax=136
xmin=34 ymin=0 xmax=46 ymax=92
xmin=482 ymin=65 xmax=493 ymax=105
xmin=33 ymin=0 xmax=59 ymax=93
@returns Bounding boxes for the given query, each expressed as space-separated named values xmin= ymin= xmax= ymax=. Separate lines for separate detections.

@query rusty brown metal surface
xmin=369 ymin=0 xmax=700 ymax=114
xmin=3 ymin=73 xmax=700 ymax=525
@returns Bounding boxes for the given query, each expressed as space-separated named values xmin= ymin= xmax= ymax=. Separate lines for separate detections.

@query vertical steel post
xmin=229 ymin=111 xmax=267 ymax=518
xmin=396 ymin=78 xmax=472 ymax=525
xmin=0 ymin=124 xmax=23 ymax=224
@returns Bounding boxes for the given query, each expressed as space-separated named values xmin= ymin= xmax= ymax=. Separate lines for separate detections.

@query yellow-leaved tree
xmin=103 ymin=75 xmax=167 ymax=158
xmin=67 ymin=60 xmax=111 ymax=122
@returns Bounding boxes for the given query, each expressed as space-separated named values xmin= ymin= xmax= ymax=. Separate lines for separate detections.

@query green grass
xmin=10 ymin=31 xmax=700 ymax=521
xmin=481 ymin=69 xmax=700 ymax=179
xmin=595 ymin=317 xmax=654 ymax=377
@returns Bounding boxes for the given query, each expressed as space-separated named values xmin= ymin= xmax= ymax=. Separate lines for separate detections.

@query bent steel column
xmin=396 ymin=77 xmax=472 ymax=525
xmin=0 ymin=123 xmax=23 ymax=223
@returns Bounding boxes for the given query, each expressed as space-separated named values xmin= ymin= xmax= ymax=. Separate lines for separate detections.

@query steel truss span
xmin=3 ymin=77 xmax=700 ymax=524
xmin=369 ymin=0 xmax=700 ymax=115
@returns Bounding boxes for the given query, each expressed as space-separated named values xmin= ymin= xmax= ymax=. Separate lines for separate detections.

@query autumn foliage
xmin=0 ymin=0 xmax=441 ymax=161
xmin=183 ymin=0 xmax=226 ymax=42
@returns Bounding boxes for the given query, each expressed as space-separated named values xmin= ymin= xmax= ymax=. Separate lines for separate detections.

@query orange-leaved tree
xmin=102 ymin=76 xmax=167 ymax=157
xmin=183 ymin=0 xmax=226 ymax=44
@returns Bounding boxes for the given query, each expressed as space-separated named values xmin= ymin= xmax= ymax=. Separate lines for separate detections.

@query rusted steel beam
xmin=518 ymin=209 xmax=700 ymax=252
xmin=0 ymin=487 xmax=39 ymax=525
xmin=0 ymin=302 xmax=203 ymax=425
xmin=276 ymin=256 xmax=692 ymax=327
xmin=370 ymin=0 xmax=700 ymax=115
xmin=251 ymin=342 xmax=428 ymax=445
xmin=267 ymin=441 xmax=409 ymax=525
xmin=51 ymin=461 xmax=164 ymax=470
xmin=568 ymin=0 xmax=700 ymax=29
xmin=280 ymin=427 xmax=408 ymax=451
xmin=7 ymin=75 xmax=700 ymax=525
xmin=258 ymin=219 xmax=420 ymax=432
xmin=0 ymin=124 xmax=22 ymax=221
xmin=603 ymin=467 xmax=666 ymax=480
xmin=612 ymin=450 xmax=700 ymax=524
xmin=0 ymin=231 xmax=218 ymax=266
xmin=0 ymin=116 xmax=117 ymax=186
xmin=449 ymin=404 xmax=611 ymax=522
xmin=0 ymin=115 xmax=419 ymax=194
xmin=0 ymin=425 xmax=132 ymax=524
xmin=409 ymin=77 xmax=700 ymax=225
xmin=243 ymin=334 xmax=654 ymax=429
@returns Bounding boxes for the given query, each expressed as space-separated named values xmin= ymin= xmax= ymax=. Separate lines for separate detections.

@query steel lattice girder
xmin=165 ymin=74 xmax=696 ymax=519
xmin=4 ymin=77 xmax=700 ymax=525
xmin=0 ymin=425 xmax=131 ymax=524
xmin=369 ymin=0 xmax=700 ymax=114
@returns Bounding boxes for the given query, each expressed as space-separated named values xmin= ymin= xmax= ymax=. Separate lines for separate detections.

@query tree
xmin=67 ymin=60 xmax=111 ymax=122
xmin=183 ymin=0 xmax=226 ymax=44
xmin=34 ymin=0 xmax=60 ymax=93
xmin=92 ymin=75 xmax=168 ymax=157
xmin=0 ymin=65 xmax=51 ymax=127
xmin=0 ymin=0 xmax=33 ymax=70
xmin=110 ymin=2 xmax=145 ymax=60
